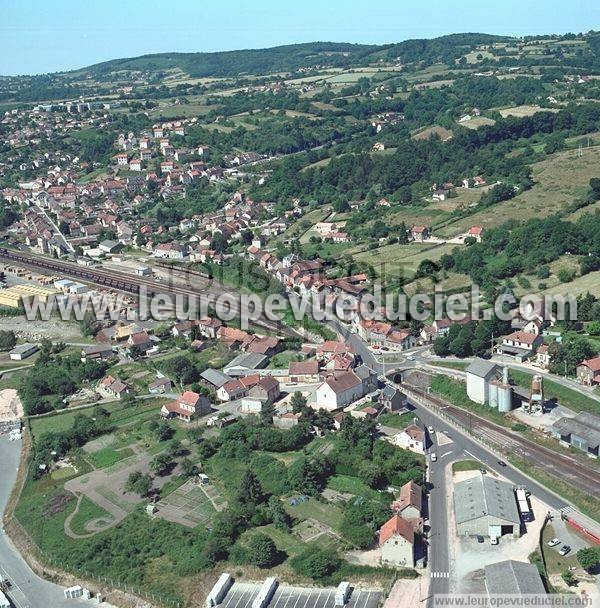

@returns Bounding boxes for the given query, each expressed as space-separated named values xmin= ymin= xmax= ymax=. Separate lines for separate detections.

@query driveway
xmin=0 ymin=436 xmax=90 ymax=607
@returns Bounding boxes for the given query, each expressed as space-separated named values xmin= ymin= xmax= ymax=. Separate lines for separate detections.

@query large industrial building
xmin=552 ymin=412 xmax=600 ymax=459
xmin=485 ymin=560 xmax=546 ymax=596
xmin=0 ymin=283 xmax=58 ymax=308
xmin=466 ymin=358 xmax=514 ymax=411
xmin=453 ymin=474 xmax=521 ymax=538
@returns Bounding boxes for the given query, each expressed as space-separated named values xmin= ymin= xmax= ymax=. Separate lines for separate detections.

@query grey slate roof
xmin=200 ymin=368 xmax=232 ymax=388
xmin=485 ymin=560 xmax=546 ymax=595
xmin=224 ymin=352 xmax=267 ymax=372
xmin=454 ymin=474 xmax=520 ymax=525
xmin=552 ymin=412 xmax=600 ymax=449
xmin=466 ymin=358 xmax=499 ymax=379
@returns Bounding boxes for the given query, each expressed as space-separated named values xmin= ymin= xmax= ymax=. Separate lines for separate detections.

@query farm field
xmin=353 ymin=241 xmax=462 ymax=280
xmin=435 ymin=145 xmax=600 ymax=237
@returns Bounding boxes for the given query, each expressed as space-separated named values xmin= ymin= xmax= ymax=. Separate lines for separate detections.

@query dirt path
xmin=0 ymin=389 xmax=23 ymax=422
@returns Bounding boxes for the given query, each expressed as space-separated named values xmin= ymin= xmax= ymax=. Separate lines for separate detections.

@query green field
xmin=509 ymin=369 xmax=600 ymax=416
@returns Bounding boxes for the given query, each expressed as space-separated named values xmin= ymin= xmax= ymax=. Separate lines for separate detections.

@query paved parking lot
xmin=218 ymin=582 xmax=381 ymax=608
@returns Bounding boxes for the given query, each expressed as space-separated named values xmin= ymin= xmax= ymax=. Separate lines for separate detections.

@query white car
xmin=547 ymin=538 xmax=560 ymax=547
xmin=430 ymin=453 xmax=437 ymax=462
xmin=490 ymin=536 xmax=499 ymax=545
xmin=428 ymin=426 xmax=434 ymax=433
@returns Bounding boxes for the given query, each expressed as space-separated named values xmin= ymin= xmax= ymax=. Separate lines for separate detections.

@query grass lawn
xmin=509 ymin=369 xmax=600 ymax=417
xmin=284 ymin=497 xmax=345 ymax=531
xmin=452 ymin=459 xmax=482 ymax=473
xmin=68 ymin=495 xmax=114 ymax=536
xmin=86 ymin=446 xmax=135 ymax=469
xmin=327 ymin=475 xmax=380 ymax=500
xmin=268 ymin=350 xmax=304 ymax=369
xmin=29 ymin=399 xmax=167 ymax=440
xmin=430 ymin=360 xmax=470 ymax=371
xmin=430 ymin=375 xmax=512 ymax=427
xmin=378 ymin=412 xmax=417 ymax=429
xmin=541 ymin=523 xmax=580 ymax=575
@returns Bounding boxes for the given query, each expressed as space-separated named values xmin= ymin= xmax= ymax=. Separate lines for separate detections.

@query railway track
xmin=406 ymin=385 xmax=600 ymax=499
xmin=0 ymin=248 xmax=296 ymax=337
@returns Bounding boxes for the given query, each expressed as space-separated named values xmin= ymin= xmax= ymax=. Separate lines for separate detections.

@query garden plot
xmin=154 ymin=479 xmax=217 ymax=528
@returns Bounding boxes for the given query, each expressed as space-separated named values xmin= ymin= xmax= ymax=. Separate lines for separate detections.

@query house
xmin=392 ymin=481 xmax=423 ymax=519
xmin=577 ymin=356 xmax=600 ymax=385
xmin=454 ymin=474 xmax=521 ymax=538
xmin=378 ymin=385 xmax=406 ymax=412
xmin=153 ymin=242 xmax=187 ymax=259
xmin=468 ymin=226 xmax=484 ymax=242
xmin=217 ymin=374 xmax=260 ymax=401
xmin=161 ymin=391 xmax=211 ymax=421
xmin=379 ymin=515 xmax=416 ymax=567
xmin=81 ymin=344 xmax=114 ymax=362
xmin=393 ymin=423 xmax=426 ymax=454
xmin=97 ymin=375 xmax=130 ymax=400
xmin=246 ymin=335 xmax=280 ymax=357
xmin=496 ymin=331 xmax=542 ymax=362
xmin=148 ymin=376 xmax=172 ymax=394
xmin=551 ymin=412 xmax=600 ymax=459
xmin=313 ymin=371 xmax=364 ymax=411
xmin=197 ymin=316 xmax=222 ymax=339
xmin=535 ymin=344 xmax=551 ymax=370
xmin=171 ymin=320 xmax=195 ymax=339
xmin=411 ymin=226 xmax=430 ymax=242
xmin=288 ymin=360 xmax=320 ymax=383
xmin=240 ymin=376 xmax=281 ymax=412
xmin=127 ymin=331 xmax=153 ymax=355
xmin=385 ymin=329 xmax=416 ymax=351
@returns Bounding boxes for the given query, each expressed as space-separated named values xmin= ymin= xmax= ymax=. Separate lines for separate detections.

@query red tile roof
xmin=379 ymin=515 xmax=415 ymax=546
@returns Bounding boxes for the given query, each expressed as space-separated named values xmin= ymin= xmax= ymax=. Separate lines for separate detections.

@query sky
xmin=1 ymin=0 xmax=600 ymax=75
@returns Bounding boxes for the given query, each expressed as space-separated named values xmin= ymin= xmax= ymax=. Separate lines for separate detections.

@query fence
xmin=6 ymin=426 xmax=183 ymax=608
xmin=9 ymin=517 xmax=183 ymax=607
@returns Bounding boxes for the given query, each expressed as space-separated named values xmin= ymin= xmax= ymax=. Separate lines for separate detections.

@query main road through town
xmin=0 ymin=436 xmax=89 ymax=608
xmin=323 ymin=312 xmax=572 ymax=602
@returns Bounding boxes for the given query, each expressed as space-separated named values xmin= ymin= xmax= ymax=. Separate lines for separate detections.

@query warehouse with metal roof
xmin=485 ymin=560 xmax=546 ymax=596
xmin=453 ymin=473 xmax=521 ymax=538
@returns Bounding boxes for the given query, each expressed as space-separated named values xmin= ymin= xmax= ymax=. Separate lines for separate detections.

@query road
xmin=0 ymin=436 xmax=89 ymax=608
xmin=323 ymin=316 xmax=580 ymax=600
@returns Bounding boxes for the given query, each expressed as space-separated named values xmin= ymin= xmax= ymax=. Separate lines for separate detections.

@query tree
xmin=149 ymin=419 xmax=174 ymax=441
xmin=237 ymin=470 xmax=264 ymax=506
xmin=0 ymin=330 xmax=16 ymax=351
xmin=125 ymin=471 xmax=153 ymax=497
xmin=291 ymin=392 xmax=307 ymax=413
xmin=247 ymin=533 xmax=278 ymax=568
xmin=180 ymin=458 xmax=198 ymax=478
xmin=291 ymin=547 xmax=340 ymax=580
xmin=268 ymin=495 xmax=291 ymax=530
xmin=577 ymin=547 xmax=600 ymax=572
xmin=150 ymin=454 xmax=174 ymax=476
xmin=561 ymin=570 xmax=576 ymax=586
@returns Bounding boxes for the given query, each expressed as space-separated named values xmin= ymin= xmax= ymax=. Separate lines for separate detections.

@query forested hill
xmin=75 ymin=33 xmax=512 ymax=78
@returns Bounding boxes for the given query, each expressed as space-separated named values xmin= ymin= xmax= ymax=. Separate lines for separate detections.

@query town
xmin=1 ymin=14 xmax=600 ymax=608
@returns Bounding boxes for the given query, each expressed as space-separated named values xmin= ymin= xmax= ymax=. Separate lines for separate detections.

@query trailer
xmin=335 ymin=581 xmax=352 ymax=606
xmin=252 ymin=577 xmax=278 ymax=608
xmin=0 ymin=590 xmax=10 ymax=608
xmin=206 ymin=573 xmax=232 ymax=608
xmin=515 ymin=488 xmax=531 ymax=522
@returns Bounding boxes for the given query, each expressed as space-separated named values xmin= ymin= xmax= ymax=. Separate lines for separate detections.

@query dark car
xmin=476 ymin=535 xmax=484 ymax=543
xmin=497 ymin=460 xmax=507 ymax=466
